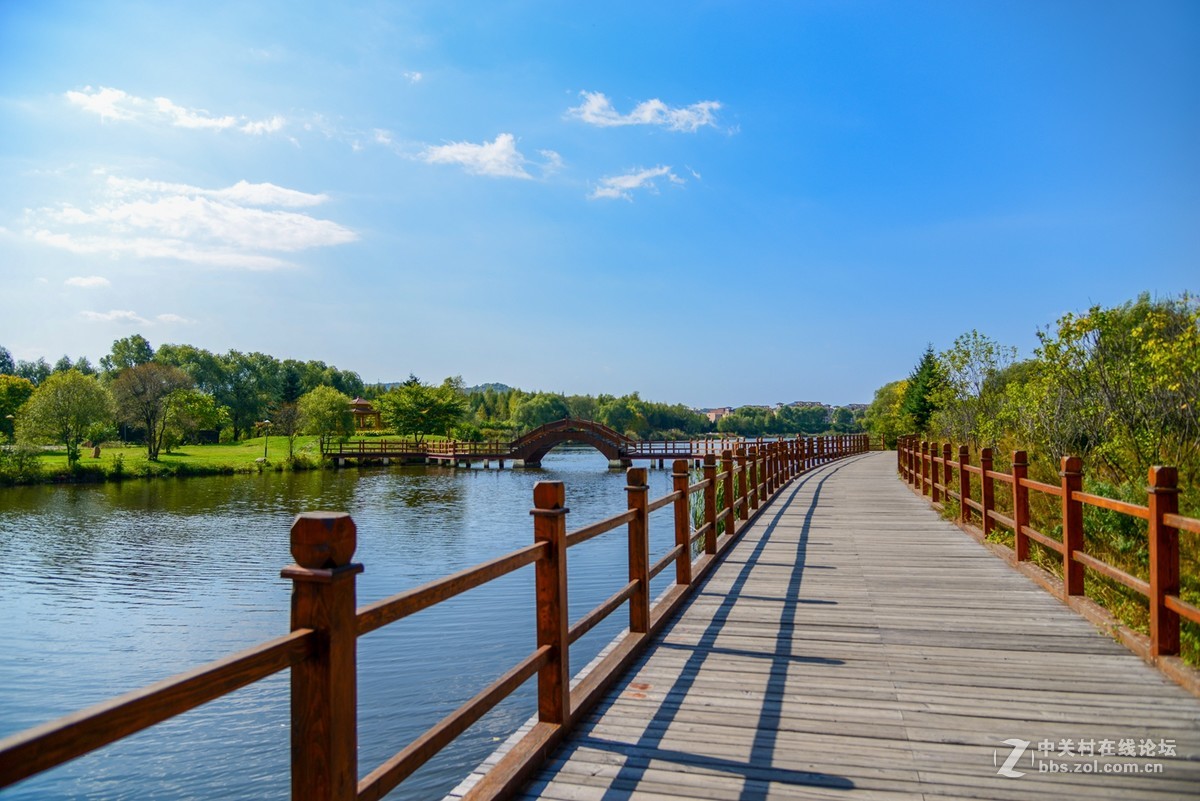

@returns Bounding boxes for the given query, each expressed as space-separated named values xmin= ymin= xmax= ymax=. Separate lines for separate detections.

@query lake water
xmin=0 ymin=448 xmax=685 ymax=800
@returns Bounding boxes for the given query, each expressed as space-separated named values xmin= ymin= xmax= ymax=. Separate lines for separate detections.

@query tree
xmin=512 ymin=393 xmax=571 ymax=431
xmin=378 ymin=376 xmax=467 ymax=442
xmin=299 ymin=386 xmax=353 ymax=452
xmin=100 ymin=334 xmax=154 ymax=375
xmin=899 ymin=346 xmax=942 ymax=434
xmin=16 ymin=370 xmax=114 ymax=465
xmin=111 ymin=363 xmax=194 ymax=460
xmin=930 ymin=330 xmax=1017 ymax=448
xmin=0 ymin=346 xmax=14 ymax=375
xmin=0 ymin=375 xmax=35 ymax=440
xmin=864 ymin=379 xmax=908 ymax=448
xmin=271 ymin=401 xmax=303 ymax=458
xmin=16 ymin=358 xmax=51 ymax=386
xmin=1034 ymin=293 xmax=1200 ymax=484
xmin=165 ymin=389 xmax=227 ymax=448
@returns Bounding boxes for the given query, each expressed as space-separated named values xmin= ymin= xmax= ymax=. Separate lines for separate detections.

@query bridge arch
xmin=508 ymin=418 xmax=633 ymax=466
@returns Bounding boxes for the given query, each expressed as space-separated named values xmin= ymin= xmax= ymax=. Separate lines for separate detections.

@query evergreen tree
xmin=899 ymin=345 xmax=942 ymax=433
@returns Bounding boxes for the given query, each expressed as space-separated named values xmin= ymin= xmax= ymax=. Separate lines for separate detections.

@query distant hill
xmin=465 ymin=382 xmax=514 ymax=394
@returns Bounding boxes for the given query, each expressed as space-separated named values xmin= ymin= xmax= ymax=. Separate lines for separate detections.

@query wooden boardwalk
xmin=516 ymin=452 xmax=1200 ymax=800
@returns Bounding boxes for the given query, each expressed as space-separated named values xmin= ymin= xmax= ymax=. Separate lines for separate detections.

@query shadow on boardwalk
xmin=518 ymin=453 xmax=1200 ymax=801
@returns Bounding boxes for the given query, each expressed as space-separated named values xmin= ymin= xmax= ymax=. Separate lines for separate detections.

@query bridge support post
xmin=531 ymin=481 xmax=570 ymax=724
xmin=1148 ymin=466 xmax=1181 ymax=657
xmin=1060 ymin=456 xmax=1085 ymax=597
xmin=672 ymin=460 xmax=692 ymax=586
xmin=942 ymin=444 xmax=953 ymax=507
xmin=1012 ymin=451 xmax=1030 ymax=561
xmin=626 ymin=468 xmax=650 ymax=634
xmin=703 ymin=455 xmax=718 ymax=554
xmin=283 ymin=513 xmax=363 ymax=801
xmin=919 ymin=442 xmax=929 ymax=496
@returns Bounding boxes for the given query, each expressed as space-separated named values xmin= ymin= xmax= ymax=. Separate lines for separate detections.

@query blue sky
xmin=1 ymin=1 xmax=1196 ymax=406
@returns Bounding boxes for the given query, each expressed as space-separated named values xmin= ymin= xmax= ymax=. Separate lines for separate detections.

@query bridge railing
xmin=897 ymin=435 xmax=1199 ymax=677
xmin=0 ymin=435 xmax=868 ymax=800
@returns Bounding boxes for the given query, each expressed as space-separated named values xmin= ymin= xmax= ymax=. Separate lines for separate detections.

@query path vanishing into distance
xmin=490 ymin=452 xmax=1200 ymax=800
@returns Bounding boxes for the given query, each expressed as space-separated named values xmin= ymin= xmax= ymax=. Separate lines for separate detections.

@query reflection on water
xmin=0 ymin=448 xmax=680 ymax=800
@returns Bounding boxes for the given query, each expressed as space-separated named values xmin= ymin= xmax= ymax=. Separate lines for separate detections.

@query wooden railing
xmin=897 ymin=435 xmax=1200 ymax=676
xmin=0 ymin=435 xmax=869 ymax=800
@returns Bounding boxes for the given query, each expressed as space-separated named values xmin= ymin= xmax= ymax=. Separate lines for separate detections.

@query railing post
xmin=1148 ymin=466 xmax=1180 ymax=657
xmin=531 ymin=481 xmax=570 ymax=723
xmin=748 ymin=446 xmax=760 ymax=510
xmin=942 ymin=443 xmax=953 ymax=506
xmin=672 ymin=459 xmax=693 ymax=586
xmin=1012 ymin=451 xmax=1029 ymax=561
xmin=703 ymin=454 xmax=718 ymax=554
xmin=920 ymin=441 xmax=930 ymax=496
xmin=1061 ymin=456 xmax=1085 ymax=597
xmin=931 ymin=444 xmax=942 ymax=505
xmin=958 ymin=445 xmax=970 ymax=527
xmin=626 ymin=467 xmax=650 ymax=633
xmin=980 ymin=447 xmax=994 ymax=538
xmin=722 ymin=449 xmax=736 ymax=534
xmin=284 ymin=512 xmax=363 ymax=801
xmin=736 ymin=447 xmax=748 ymax=520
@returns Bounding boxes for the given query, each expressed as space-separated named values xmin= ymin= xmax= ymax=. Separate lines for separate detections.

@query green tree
xmin=100 ymin=334 xmax=154 ymax=375
xmin=899 ymin=346 xmax=943 ymax=434
xmin=0 ymin=346 xmax=14 ymax=375
xmin=864 ymin=379 xmax=908 ymax=448
xmin=16 ymin=358 xmax=51 ymax=386
xmin=271 ymin=401 xmax=303 ymax=458
xmin=111 ymin=362 xmax=195 ymax=460
xmin=930 ymin=330 xmax=1017 ymax=448
xmin=164 ymin=389 xmax=227 ymax=448
xmin=1035 ymin=293 xmax=1200 ymax=484
xmin=299 ymin=386 xmax=353 ymax=451
xmin=379 ymin=376 xmax=467 ymax=442
xmin=0 ymin=375 xmax=36 ymax=440
xmin=512 ymin=393 xmax=571 ymax=431
xmin=16 ymin=370 xmax=114 ymax=465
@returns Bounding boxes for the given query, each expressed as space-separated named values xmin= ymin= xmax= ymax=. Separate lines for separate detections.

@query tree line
xmin=1 ymin=334 xmax=866 ymax=469
xmin=863 ymin=292 xmax=1200 ymax=501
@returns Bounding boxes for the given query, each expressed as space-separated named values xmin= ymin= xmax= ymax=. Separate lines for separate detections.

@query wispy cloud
xmin=402 ymin=71 xmax=423 ymax=84
xmin=80 ymin=309 xmax=147 ymax=324
xmin=589 ymin=166 xmax=683 ymax=201
xmin=568 ymin=91 xmax=721 ymax=132
xmin=27 ymin=175 xmax=356 ymax=270
xmin=421 ymin=133 xmax=533 ymax=179
xmin=66 ymin=86 xmax=287 ymax=136
xmin=79 ymin=309 xmax=192 ymax=325
xmin=65 ymin=275 xmax=110 ymax=288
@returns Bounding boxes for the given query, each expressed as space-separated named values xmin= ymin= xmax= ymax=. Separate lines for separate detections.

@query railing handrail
xmin=1 ymin=435 xmax=871 ymax=800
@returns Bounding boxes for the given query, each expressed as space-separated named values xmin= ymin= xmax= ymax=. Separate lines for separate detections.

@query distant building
xmin=350 ymin=397 xmax=383 ymax=431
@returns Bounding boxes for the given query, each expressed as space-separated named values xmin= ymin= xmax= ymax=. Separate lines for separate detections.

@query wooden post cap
xmin=1060 ymin=455 xmax=1083 ymax=475
xmin=532 ymin=480 xmax=565 ymax=510
xmin=626 ymin=467 xmax=647 ymax=487
xmin=290 ymin=512 xmax=357 ymax=569
xmin=1149 ymin=466 xmax=1178 ymax=491
xmin=672 ymin=459 xmax=689 ymax=475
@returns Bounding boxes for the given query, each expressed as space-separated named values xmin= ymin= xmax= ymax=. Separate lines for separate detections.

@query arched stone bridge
xmin=322 ymin=417 xmax=779 ymax=468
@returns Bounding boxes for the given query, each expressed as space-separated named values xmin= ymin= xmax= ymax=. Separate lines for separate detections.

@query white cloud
xmin=589 ymin=166 xmax=682 ymax=201
xmin=80 ymin=309 xmax=147 ymax=324
xmin=568 ymin=91 xmax=721 ymax=132
xmin=539 ymin=149 xmax=565 ymax=174
xmin=66 ymin=86 xmax=286 ymax=137
xmin=403 ymin=71 xmax=423 ymax=83
xmin=27 ymin=175 xmax=356 ymax=270
xmin=155 ymin=313 xmax=192 ymax=324
xmin=65 ymin=275 xmax=110 ymax=288
xmin=421 ymin=133 xmax=532 ymax=179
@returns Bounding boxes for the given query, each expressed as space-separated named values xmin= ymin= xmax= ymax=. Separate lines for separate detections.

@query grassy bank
xmin=0 ymin=435 xmax=331 ymax=485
